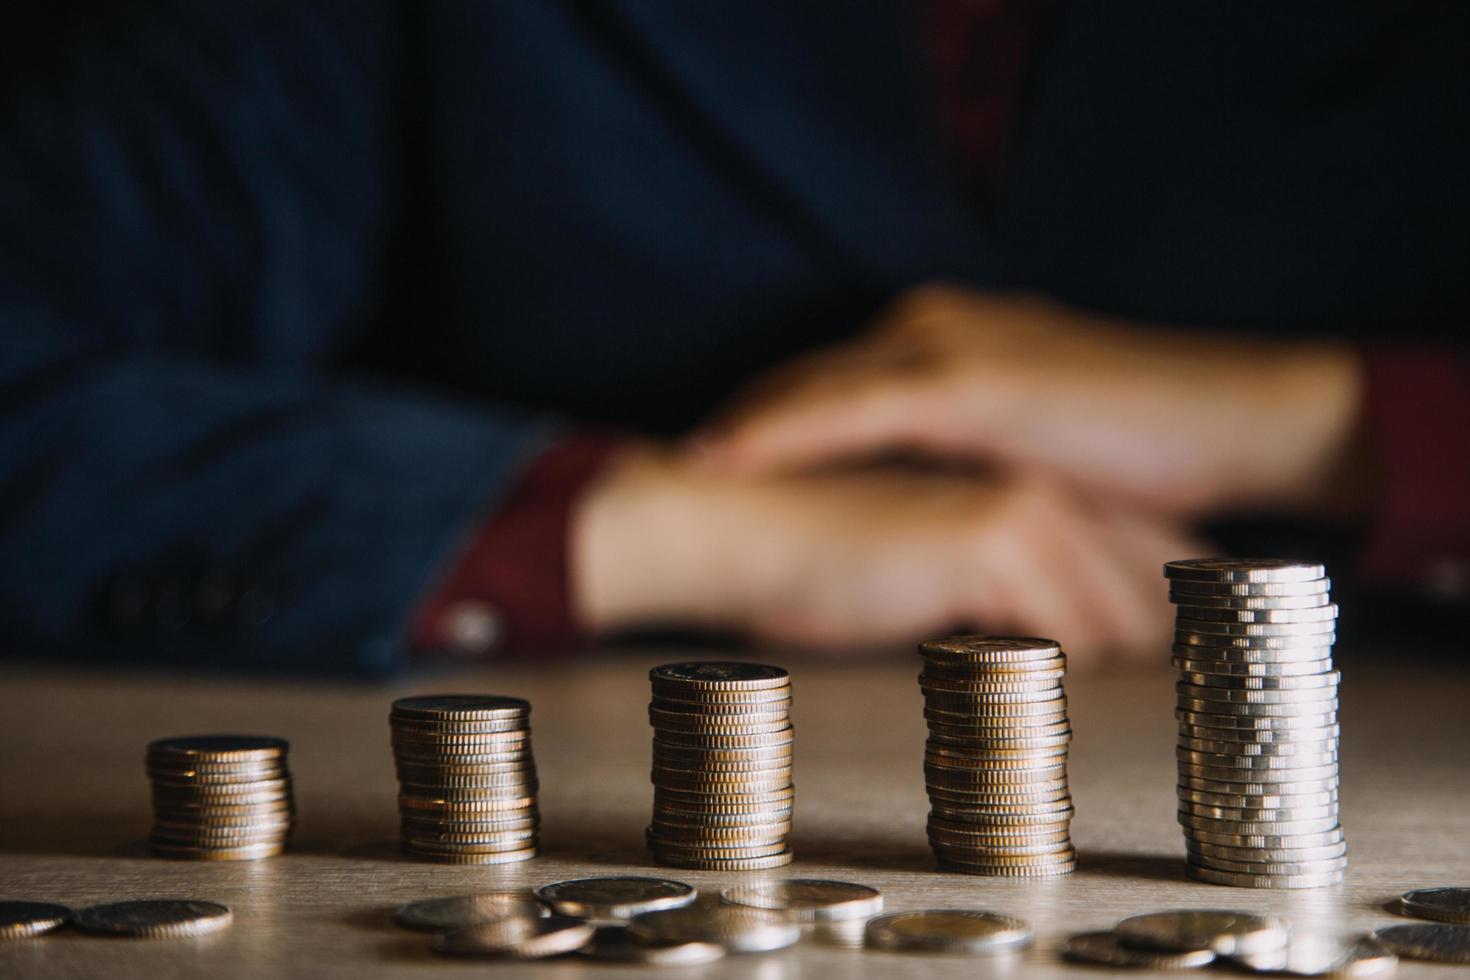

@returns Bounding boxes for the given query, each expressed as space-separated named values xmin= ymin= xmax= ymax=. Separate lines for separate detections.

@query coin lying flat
xmin=433 ymin=916 xmax=593 ymax=958
xmin=392 ymin=893 xmax=547 ymax=931
xmin=535 ymin=878 xmax=696 ymax=920
xmin=1229 ymin=933 xmax=1398 ymax=976
xmin=720 ymin=880 xmax=882 ymax=922
xmin=0 ymin=902 xmax=72 ymax=939
xmin=73 ymin=900 xmax=233 ymax=938
xmin=864 ymin=910 xmax=1032 ymax=954
xmin=391 ymin=695 xmax=530 ymax=721
xmin=1116 ymin=910 xmax=1288 ymax=956
xmin=1372 ymin=923 xmax=1470 ymax=963
xmin=1063 ymin=930 xmax=1217 ymax=969
xmin=629 ymin=907 xmax=799 ymax=953
xmin=1397 ymin=887 xmax=1470 ymax=925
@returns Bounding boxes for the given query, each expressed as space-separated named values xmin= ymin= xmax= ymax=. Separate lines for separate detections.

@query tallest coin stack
xmin=1166 ymin=559 xmax=1345 ymax=888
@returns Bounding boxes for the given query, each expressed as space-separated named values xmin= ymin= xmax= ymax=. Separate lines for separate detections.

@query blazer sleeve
xmin=0 ymin=3 xmax=550 ymax=674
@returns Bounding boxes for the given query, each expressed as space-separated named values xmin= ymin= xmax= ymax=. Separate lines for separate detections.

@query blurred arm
xmin=0 ymin=4 xmax=558 ymax=674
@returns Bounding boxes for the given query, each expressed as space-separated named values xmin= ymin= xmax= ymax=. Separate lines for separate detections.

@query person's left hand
xmin=696 ymin=285 xmax=1365 ymax=519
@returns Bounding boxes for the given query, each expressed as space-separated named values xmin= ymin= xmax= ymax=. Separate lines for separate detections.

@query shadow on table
xmin=1074 ymin=849 xmax=1184 ymax=882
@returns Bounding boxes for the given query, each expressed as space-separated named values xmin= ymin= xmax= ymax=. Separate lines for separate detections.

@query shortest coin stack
xmin=919 ymin=636 xmax=1075 ymax=877
xmin=390 ymin=695 xmax=539 ymax=864
xmin=146 ymin=735 xmax=294 ymax=860
xmin=646 ymin=662 xmax=794 ymax=870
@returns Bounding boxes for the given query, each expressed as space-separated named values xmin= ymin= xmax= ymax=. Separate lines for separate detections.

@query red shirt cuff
xmin=1357 ymin=345 xmax=1470 ymax=591
xmin=413 ymin=434 xmax=626 ymax=657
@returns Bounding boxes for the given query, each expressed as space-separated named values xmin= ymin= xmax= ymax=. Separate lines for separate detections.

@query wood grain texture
xmin=1 ymin=651 xmax=1467 ymax=978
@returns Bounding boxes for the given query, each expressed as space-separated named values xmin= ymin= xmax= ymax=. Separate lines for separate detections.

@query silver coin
xmin=720 ymin=879 xmax=882 ymax=922
xmin=1173 ymin=645 xmax=1336 ymax=664
xmin=1115 ymin=909 xmax=1289 ymax=955
xmin=1164 ymin=559 xmax=1326 ymax=583
xmin=1172 ymin=604 xmax=1338 ymax=624
xmin=1178 ymin=736 xmax=1337 ymax=758
xmin=1188 ymin=855 xmax=1348 ymax=878
xmin=1173 ymin=658 xmax=1334 ymax=678
xmin=1177 ymin=700 xmax=1339 ymax=720
xmin=1168 ymin=578 xmax=1330 ymax=597
xmin=1176 ymin=787 xmax=1340 ymax=811
xmin=73 ymin=900 xmax=233 ymax=938
xmin=576 ymin=924 xmax=726 ymax=965
xmin=1229 ymin=933 xmax=1397 ymax=976
xmin=1175 ymin=634 xmax=1337 ymax=651
xmin=1372 ymin=923 xmax=1470 ymax=963
xmin=1178 ymin=814 xmax=1341 ymax=837
xmin=1062 ymin=930 xmax=1216 ymax=968
xmin=1178 ymin=680 xmax=1339 ymax=703
xmin=864 ymin=910 xmax=1032 ymax=954
xmin=1398 ymin=887 xmax=1470 ymax=925
xmin=1179 ymin=802 xmax=1339 ymax=824
xmin=1177 ymin=710 xmax=1339 ymax=732
xmin=0 ymin=902 xmax=71 ymax=939
xmin=1168 ymin=592 xmax=1334 ymax=610
xmin=393 ymin=893 xmax=547 ymax=931
xmin=535 ymin=877 xmax=696 ymax=920
xmin=1187 ymin=840 xmax=1348 ymax=864
xmin=1184 ymin=865 xmax=1345 ymax=890
xmin=629 ymin=906 xmax=799 ymax=953
xmin=1177 ymin=673 xmax=1340 ymax=693
xmin=1187 ymin=827 xmax=1345 ymax=849
xmin=1174 ymin=619 xmax=1338 ymax=638
xmin=433 ymin=916 xmax=593 ymax=958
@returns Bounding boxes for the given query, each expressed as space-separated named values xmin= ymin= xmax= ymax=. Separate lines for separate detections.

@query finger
xmin=697 ymin=352 xmax=935 ymax=473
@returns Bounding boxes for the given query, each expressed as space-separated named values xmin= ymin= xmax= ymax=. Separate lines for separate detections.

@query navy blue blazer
xmin=1 ymin=2 xmax=1465 ymax=673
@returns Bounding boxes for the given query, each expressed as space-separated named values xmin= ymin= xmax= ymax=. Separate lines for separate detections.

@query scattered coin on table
xmin=535 ymin=877 xmax=697 ymax=920
xmin=646 ymin=662 xmax=795 ymax=870
xmin=720 ymin=879 xmax=883 ymax=922
xmin=389 ymin=694 xmax=540 ymax=864
xmin=918 ymin=636 xmax=1076 ymax=877
xmin=1395 ymin=886 xmax=1470 ymax=925
xmin=1164 ymin=559 xmax=1346 ymax=889
xmin=0 ymin=901 xmax=72 ymax=939
xmin=392 ymin=892 xmax=547 ymax=931
xmin=1371 ymin=923 xmax=1470 ymax=964
xmin=432 ymin=915 xmax=594 ymax=958
xmin=577 ymin=924 xmax=727 ymax=965
xmin=629 ymin=906 xmax=800 ymax=954
xmin=1227 ymin=933 xmax=1398 ymax=977
xmin=73 ymin=900 xmax=233 ymax=938
xmin=864 ymin=910 xmax=1033 ymax=954
xmin=146 ymin=735 xmax=293 ymax=860
xmin=1115 ymin=909 xmax=1289 ymax=957
xmin=1062 ymin=930 xmax=1217 ymax=969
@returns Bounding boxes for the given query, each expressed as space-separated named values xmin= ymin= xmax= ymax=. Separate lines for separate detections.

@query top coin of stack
xmin=1165 ymin=559 xmax=1345 ymax=889
xmin=146 ymin=735 xmax=293 ymax=861
xmin=389 ymin=695 xmax=539 ymax=864
xmin=646 ymin=662 xmax=794 ymax=870
xmin=918 ymin=636 xmax=1075 ymax=877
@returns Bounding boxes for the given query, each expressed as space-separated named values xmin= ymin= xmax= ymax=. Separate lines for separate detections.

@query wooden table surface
xmin=2 ymin=650 xmax=1468 ymax=978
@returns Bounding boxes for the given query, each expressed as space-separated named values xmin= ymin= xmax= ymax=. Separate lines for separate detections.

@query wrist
xmin=570 ymin=443 xmax=740 ymax=633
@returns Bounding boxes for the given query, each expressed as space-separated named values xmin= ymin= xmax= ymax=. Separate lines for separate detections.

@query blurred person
xmin=0 ymin=2 xmax=1464 ymax=675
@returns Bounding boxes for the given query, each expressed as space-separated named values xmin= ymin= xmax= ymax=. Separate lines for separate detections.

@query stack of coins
xmin=1166 ymin=558 xmax=1346 ymax=888
xmin=146 ymin=735 xmax=293 ymax=860
xmin=389 ymin=695 xmax=539 ymax=864
xmin=646 ymin=662 xmax=794 ymax=870
xmin=918 ymin=636 xmax=1075 ymax=876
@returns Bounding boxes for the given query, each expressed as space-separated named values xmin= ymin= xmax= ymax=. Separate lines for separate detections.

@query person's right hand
xmin=571 ymin=445 xmax=1204 ymax=663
